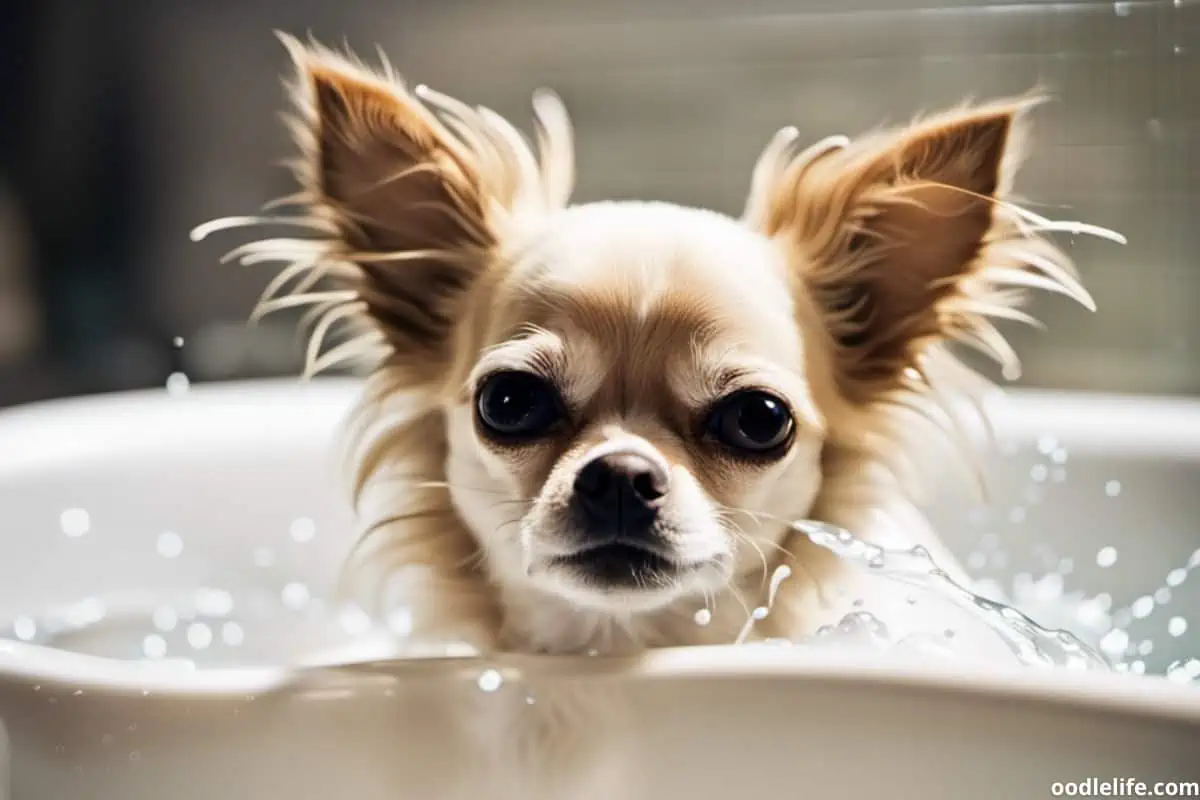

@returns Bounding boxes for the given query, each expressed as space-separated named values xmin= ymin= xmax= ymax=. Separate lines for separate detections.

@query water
xmin=0 ymin=515 xmax=1123 ymax=677
xmin=2 ymin=437 xmax=1196 ymax=683
xmin=787 ymin=521 xmax=1109 ymax=671
xmin=1 ymin=588 xmax=378 ymax=670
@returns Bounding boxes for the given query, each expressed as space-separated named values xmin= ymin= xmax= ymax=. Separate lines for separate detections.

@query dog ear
xmin=286 ymin=37 xmax=499 ymax=380
xmin=752 ymin=98 xmax=1095 ymax=403
xmin=212 ymin=36 xmax=575 ymax=384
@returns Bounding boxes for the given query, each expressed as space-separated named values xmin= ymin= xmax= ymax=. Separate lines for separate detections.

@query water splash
xmin=792 ymin=520 xmax=1110 ymax=671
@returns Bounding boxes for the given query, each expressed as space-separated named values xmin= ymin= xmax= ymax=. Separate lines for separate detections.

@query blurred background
xmin=0 ymin=0 xmax=1195 ymax=408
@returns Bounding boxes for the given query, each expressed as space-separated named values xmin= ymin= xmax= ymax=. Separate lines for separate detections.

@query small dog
xmin=194 ymin=35 xmax=1124 ymax=797
xmin=201 ymin=35 xmax=1112 ymax=660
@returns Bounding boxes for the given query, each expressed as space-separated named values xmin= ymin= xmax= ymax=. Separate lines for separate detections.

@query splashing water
xmin=787 ymin=521 xmax=1110 ymax=671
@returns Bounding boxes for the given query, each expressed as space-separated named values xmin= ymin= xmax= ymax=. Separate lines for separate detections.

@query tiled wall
xmin=145 ymin=0 xmax=1198 ymax=393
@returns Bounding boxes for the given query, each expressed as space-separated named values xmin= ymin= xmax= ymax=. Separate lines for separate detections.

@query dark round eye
xmin=475 ymin=371 xmax=563 ymax=439
xmin=707 ymin=390 xmax=794 ymax=454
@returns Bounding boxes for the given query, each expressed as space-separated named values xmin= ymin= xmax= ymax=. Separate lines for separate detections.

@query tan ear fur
xmin=759 ymin=96 xmax=1099 ymax=404
xmin=192 ymin=35 xmax=576 ymax=387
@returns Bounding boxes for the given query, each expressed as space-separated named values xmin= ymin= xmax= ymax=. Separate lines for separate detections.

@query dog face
xmin=222 ymin=37 xmax=1095 ymax=634
xmin=445 ymin=202 xmax=826 ymax=612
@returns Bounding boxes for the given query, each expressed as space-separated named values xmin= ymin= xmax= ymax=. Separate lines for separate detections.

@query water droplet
xmin=1131 ymin=595 xmax=1155 ymax=619
xmin=989 ymin=551 xmax=1009 ymax=569
xmin=60 ymin=508 xmax=91 ymax=538
xmin=172 ymin=336 xmax=185 ymax=348
xmin=152 ymin=606 xmax=178 ymax=632
xmin=1104 ymin=480 xmax=1122 ymax=497
xmin=966 ymin=552 xmax=987 ymax=571
xmin=1051 ymin=448 xmax=1068 ymax=465
xmin=165 ymin=372 xmax=190 ymax=396
xmin=1030 ymin=464 xmax=1048 ymax=482
xmin=1190 ymin=548 xmax=1200 ymax=569
xmin=751 ymin=606 xmax=769 ymax=620
xmin=289 ymin=517 xmax=316 ymax=543
xmin=281 ymin=582 xmax=310 ymax=610
xmin=337 ymin=605 xmax=373 ymax=636
xmin=905 ymin=595 xmax=918 ymax=605
xmin=851 ymin=598 xmax=864 ymax=608
xmin=386 ymin=606 xmax=413 ymax=637
xmin=1096 ymin=546 xmax=1118 ymax=568
xmin=221 ymin=622 xmax=245 ymax=646
xmin=693 ymin=608 xmax=712 ymax=626
xmin=1113 ymin=1 xmax=1131 ymax=17
xmin=1130 ymin=660 xmax=1146 ymax=674
xmin=142 ymin=635 xmax=167 ymax=660
xmin=1155 ymin=588 xmax=1172 ymax=605
xmin=1057 ymin=558 xmax=1074 ymax=575
xmin=195 ymin=588 xmax=234 ymax=617
xmin=1036 ymin=435 xmax=1057 ymax=455
xmin=524 ymin=694 xmax=536 ymax=705
xmin=1166 ymin=568 xmax=1188 ymax=587
xmin=156 ymin=531 xmax=183 ymax=559
xmin=1168 ymin=617 xmax=1188 ymax=637
xmin=1137 ymin=640 xmax=1154 ymax=656
xmin=1099 ymin=628 xmax=1129 ymax=657
xmin=13 ymin=616 xmax=36 ymax=641
xmin=477 ymin=669 xmax=503 ymax=693
xmin=1167 ymin=661 xmax=1192 ymax=683
xmin=186 ymin=622 xmax=213 ymax=650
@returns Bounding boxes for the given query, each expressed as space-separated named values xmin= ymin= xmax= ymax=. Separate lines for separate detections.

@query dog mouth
xmin=549 ymin=542 xmax=682 ymax=587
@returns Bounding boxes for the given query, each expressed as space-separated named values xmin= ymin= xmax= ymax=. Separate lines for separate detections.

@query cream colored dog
xmin=198 ymin=34 xmax=1116 ymax=796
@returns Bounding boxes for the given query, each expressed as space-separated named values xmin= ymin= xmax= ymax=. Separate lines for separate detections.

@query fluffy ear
xmin=289 ymin=38 xmax=497 ymax=378
xmin=754 ymin=98 xmax=1101 ymax=403
xmin=195 ymin=35 xmax=575 ymax=382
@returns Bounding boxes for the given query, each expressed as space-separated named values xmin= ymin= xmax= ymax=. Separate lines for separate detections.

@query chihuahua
xmin=199 ymin=35 xmax=1112 ymax=662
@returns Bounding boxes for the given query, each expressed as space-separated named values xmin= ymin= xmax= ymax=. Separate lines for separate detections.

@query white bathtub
xmin=1 ymin=379 xmax=1198 ymax=799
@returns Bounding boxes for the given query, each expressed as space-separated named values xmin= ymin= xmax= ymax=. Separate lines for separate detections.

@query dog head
xmin=206 ymin=37 xmax=1102 ymax=646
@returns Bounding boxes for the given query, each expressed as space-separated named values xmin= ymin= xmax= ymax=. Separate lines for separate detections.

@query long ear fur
xmin=754 ymin=96 xmax=1122 ymax=405
xmin=192 ymin=34 xmax=575 ymax=387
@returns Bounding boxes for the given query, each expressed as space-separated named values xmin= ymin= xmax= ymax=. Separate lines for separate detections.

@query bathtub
xmin=1 ymin=379 xmax=1198 ymax=799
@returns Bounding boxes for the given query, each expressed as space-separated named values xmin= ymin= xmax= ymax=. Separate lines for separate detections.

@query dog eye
xmin=476 ymin=371 xmax=563 ymax=438
xmin=707 ymin=390 xmax=794 ymax=454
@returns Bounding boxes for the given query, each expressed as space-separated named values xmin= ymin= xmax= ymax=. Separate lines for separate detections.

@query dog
xmin=195 ymin=34 xmax=1117 ymax=796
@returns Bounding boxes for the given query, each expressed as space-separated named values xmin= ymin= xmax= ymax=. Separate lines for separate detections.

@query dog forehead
xmin=497 ymin=202 xmax=799 ymax=355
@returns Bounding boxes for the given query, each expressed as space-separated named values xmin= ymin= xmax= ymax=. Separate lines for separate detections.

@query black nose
xmin=572 ymin=452 xmax=669 ymax=533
